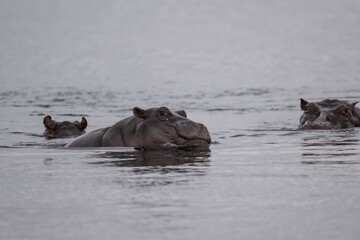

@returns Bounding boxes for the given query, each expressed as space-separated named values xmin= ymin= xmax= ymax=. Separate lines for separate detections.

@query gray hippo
xmin=43 ymin=115 xmax=87 ymax=138
xmin=299 ymin=99 xmax=360 ymax=130
xmin=66 ymin=107 xmax=211 ymax=147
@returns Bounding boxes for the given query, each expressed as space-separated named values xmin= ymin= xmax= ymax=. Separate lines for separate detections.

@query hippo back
xmin=65 ymin=127 xmax=110 ymax=147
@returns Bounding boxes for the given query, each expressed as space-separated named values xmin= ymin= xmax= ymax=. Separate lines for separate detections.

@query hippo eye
xmin=158 ymin=110 xmax=169 ymax=121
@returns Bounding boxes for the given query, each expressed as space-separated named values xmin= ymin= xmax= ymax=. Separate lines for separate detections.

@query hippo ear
xmin=175 ymin=110 xmax=187 ymax=118
xmin=300 ymin=98 xmax=309 ymax=110
xmin=76 ymin=117 xmax=87 ymax=131
xmin=336 ymin=105 xmax=350 ymax=116
xmin=351 ymin=102 xmax=358 ymax=111
xmin=43 ymin=115 xmax=55 ymax=129
xmin=133 ymin=107 xmax=148 ymax=119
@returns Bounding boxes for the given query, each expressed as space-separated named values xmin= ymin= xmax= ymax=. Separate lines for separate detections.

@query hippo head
xmin=131 ymin=107 xmax=211 ymax=146
xmin=43 ymin=115 xmax=87 ymax=138
xmin=299 ymin=99 xmax=360 ymax=130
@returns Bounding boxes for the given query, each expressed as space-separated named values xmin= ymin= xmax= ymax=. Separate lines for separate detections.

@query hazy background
xmin=1 ymin=0 xmax=359 ymax=92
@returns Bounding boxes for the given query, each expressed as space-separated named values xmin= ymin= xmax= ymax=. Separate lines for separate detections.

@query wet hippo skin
xmin=43 ymin=115 xmax=87 ymax=138
xmin=66 ymin=107 xmax=211 ymax=147
xmin=299 ymin=99 xmax=360 ymax=130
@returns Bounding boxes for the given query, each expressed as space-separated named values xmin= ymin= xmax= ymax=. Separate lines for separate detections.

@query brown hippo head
xmin=66 ymin=107 xmax=211 ymax=148
xmin=299 ymin=99 xmax=360 ymax=130
xmin=129 ymin=107 xmax=211 ymax=147
xmin=43 ymin=115 xmax=87 ymax=138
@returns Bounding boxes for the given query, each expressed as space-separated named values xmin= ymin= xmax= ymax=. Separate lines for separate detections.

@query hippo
xmin=299 ymin=99 xmax=360 ymax=130
xmin=43 ymin=115 xmax=88 ymax=138
xmin=66 ymin=107 xmax=211 ymax=147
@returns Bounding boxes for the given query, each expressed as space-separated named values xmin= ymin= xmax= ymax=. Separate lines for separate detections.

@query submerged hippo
xmin=299 ymin=99 xmax=360 ymax=130
xmin=43 ymin=115 xmax=87 ymax=138
xmin=66 ymin=107 xmax=211 ymax=147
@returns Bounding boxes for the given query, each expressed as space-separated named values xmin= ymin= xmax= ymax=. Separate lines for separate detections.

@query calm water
xmin=1 ymin=0 xmax=360 ymax=239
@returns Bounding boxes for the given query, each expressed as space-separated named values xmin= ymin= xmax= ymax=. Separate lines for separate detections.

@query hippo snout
xmin=300 ymin=121 xmax=333 ymax=130
xmin=198 ymin=123 xmax=211 ymax=143
xmin=176 ymin=121 xmax=211 ymax=145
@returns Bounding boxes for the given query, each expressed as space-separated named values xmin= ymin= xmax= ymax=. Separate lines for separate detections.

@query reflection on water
xmin=88 ymin=147 xmax=211 ymax=187
xmin=89 ymin=146 xmax=211 ymax=168
xmin=301 ymin=130 xmax=360 ymax=164
xmin=301 ymin=160 xmax=359 ymax=165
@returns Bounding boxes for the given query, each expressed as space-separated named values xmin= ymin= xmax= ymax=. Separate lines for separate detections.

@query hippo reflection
xmin=301 ymin=130 xmax=359 ymax=164
xmin=66 ymin=107 xmax=211 ymax=147
xmin=43 ymin=115 xmax=87 ymax=138
xmin=90 ymin=146 xmax=211 ymax=167
xmin=299 ymin=99 xmax=360 ymax=130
